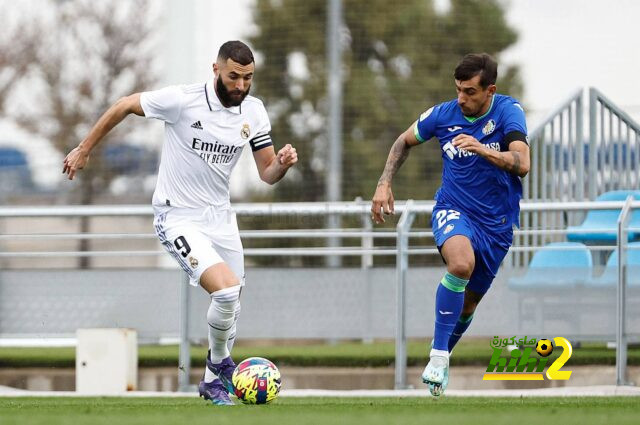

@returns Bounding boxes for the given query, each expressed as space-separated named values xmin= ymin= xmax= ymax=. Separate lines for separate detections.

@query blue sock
xmin=432 ymin=273 xmax=468 ymax=352
xmin=447 ymin=313 xmax=475 ymax=353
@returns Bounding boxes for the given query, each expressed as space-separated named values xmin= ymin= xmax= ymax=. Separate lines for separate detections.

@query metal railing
xmin=589 ymin=89 xmax=640 ymax=200
xmin=520 ymin=87 xmax=640 ymax=267
xmin=617 ymin=195 xmax=634 ymax=386
xmin=0 ymin=200 xmax=638 ymax=390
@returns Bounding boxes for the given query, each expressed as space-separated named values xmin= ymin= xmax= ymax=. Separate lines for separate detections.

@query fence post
xmin=588 ymin=88 xmax=598 ymax=201
xmin=325 ymin=0 xmax=343 ymax=267
xmin=576 ymin=90 xmax=584 ymax=201
xmin=616 ymin=195 xmax=633 ymax=386
xmin=395 ymin=200 xmax=415 ymax=389
xmin=178 ymin=272 xmax=191 ymax=392
xmin=360 ymin=197 xmax=374 ymax=269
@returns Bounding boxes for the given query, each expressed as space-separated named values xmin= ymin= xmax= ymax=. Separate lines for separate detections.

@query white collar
xmin=206 ymin=80 xmax=242 ymax=115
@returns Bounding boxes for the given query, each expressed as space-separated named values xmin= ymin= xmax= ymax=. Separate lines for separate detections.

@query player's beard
xmin=216 ymin=77 xmax=250 ymax=107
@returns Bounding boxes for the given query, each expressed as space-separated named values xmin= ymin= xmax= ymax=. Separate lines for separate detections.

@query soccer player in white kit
xmin=63 ymin=41 xmax=298 ymax=405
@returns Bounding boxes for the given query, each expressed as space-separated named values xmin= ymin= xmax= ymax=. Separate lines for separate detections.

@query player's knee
xmin=200 ymin=263 xmax=241 ymax=293
xmin=460 ymin=303 xmax=477 ymax=317
xmin=447 ymin=258 xmax=474 ymax=280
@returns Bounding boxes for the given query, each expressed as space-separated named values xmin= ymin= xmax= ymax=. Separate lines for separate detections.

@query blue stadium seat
xmin=587 ymin=242 xmax=640 ymax=287
xmin=567 ymin=190 xmax=640 ymax=243
xmin=509 ymin=242 xmax=593 ymax=288
xmin=0 ymin=147 xmax=35 ymax=196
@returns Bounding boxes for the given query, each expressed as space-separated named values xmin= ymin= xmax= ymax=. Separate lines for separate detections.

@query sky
xmin=500 ymin=0 xmax=640 ymax=124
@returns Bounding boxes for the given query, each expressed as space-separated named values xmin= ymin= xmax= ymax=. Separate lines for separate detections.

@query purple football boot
xmin=207 ymin=353 xmax=237 ymax=394
xmin=198 ymin=379 xmax=234 ymax=406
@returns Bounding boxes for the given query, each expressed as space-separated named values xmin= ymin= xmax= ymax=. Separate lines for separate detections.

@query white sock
xmin=207 ymin=285 xmax=241 ymax=364
xmin=204 ymin=367 xmax=217 ymax=383
xmin=430 ymin=348 xmax=450 ymax=359
xmin=226 ymin=301 xmax=241 ymax=353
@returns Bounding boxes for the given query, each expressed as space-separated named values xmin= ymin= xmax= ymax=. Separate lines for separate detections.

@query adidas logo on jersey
xmin=191 ymin=121 xmax=203 ymax=130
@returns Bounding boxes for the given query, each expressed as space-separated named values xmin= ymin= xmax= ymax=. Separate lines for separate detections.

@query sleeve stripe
xmin=413 ymin=123 xmax=426 ymax=143
xmin=251 ymin=134 xmax=270 ymax=142
xmin=252 ymin=139 xmax=272 ymax=147
xmin=250 ymin=140 xmax=273 ymax=152
xmin=249 ymin=130 xmax=273 ymax=152
xmin=250 ymin=133 xmax=271 ymax=143
xmin=250 ymin=138 xmax=271 ymax=146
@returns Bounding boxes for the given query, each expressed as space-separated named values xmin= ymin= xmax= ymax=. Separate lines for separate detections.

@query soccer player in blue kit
xmin=371 ymin=53 xmax=530 ymax=396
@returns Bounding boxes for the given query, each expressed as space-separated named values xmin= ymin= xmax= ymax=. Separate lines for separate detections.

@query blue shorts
xmin=431 ymin=205 xmax=513 ymax=294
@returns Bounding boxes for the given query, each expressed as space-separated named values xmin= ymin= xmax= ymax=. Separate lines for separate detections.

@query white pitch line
xmin=280 ymin=386 xmax=640 ymax=397
xmin=1 ymin=385 xmax=639 ymax=398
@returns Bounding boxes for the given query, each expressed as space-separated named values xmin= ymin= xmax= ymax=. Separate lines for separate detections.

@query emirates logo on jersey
xmin=241 ymin=123 xmax=250 ymax=139
xmin=192 ymin=137 xmax=242 ymax=165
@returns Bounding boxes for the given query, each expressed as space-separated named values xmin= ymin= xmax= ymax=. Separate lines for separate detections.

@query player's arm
xmin=371 ymin=123 xmax=421 ymax=223
xmin=63 ymin=93 xmax=145 ymax=180
xmin=452 ymin=133 xmax=530 ymax=178
xmin=252 ymin=144 xmax=298 ymax=185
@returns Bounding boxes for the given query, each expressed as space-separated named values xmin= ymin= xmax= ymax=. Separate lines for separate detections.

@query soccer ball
xmin=536 ymin=339 xmax=553 ymax=357
xmin=232 ymin=357 xmax=281 ymax=404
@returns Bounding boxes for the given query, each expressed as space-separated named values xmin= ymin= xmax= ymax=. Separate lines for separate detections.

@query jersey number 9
xmin=174 ymin=236 xmax=192 ymax=258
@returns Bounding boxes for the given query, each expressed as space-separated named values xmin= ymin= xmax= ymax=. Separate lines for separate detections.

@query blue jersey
xmin=414 ymin=94 xmax=528 ymax=231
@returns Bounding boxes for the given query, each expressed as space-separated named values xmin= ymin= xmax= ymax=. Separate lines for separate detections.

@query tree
xmin=249 ymin=0 xmax=521 ymax=204
xmin=3 ymin=0 xmax=160 ymax=267
xmin=0 ymin=10 xmax=35 ymax=116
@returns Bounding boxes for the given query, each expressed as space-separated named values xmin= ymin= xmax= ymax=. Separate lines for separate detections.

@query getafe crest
xmin=482 ymin=119 xmax=496 ymax=136
xmin=241 ymin=123 xmax=250 ymax=139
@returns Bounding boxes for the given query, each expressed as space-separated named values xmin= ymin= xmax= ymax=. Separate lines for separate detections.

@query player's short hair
xmin=454 ymin=53 xmax=497 ymax=88
xmin=217 ymin=40 xmax=254 ymax=66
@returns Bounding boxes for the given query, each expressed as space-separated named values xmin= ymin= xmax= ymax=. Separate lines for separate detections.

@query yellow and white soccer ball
xmin=535 ymin=339 xmax=554 ymax=357
xmin=232 ymin=357 xmax=281 ymax=404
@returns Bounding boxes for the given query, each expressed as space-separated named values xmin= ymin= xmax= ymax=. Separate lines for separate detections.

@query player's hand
xmin=62 ymin=145 xmax=90 ymax=180
xmin=371 ymin=182 xmax=394 ymax=224
xmin=277 ymin=144 xmax=298 ymax=168
xmin=452 ymin=134 xmax=486 ymax=155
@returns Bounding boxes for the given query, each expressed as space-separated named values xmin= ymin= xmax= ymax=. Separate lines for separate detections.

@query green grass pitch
xmin=1 ymin=397 xmax=639 ymax=425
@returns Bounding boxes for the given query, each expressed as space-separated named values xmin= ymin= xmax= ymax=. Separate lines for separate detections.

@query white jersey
xmin=140 ymin=81 xmax=272 ymax=210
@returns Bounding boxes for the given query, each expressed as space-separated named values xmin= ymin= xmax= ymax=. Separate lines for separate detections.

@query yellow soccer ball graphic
xmin=232 ymin=357 xmax=281 ymax=404
xmin=536 ymin=339 xmax=554 ymax=357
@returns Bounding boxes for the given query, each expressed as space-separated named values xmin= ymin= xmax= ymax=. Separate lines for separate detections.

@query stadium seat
xmin=509 ymin=242 xmax=593 ymax=288
xmin=566 ymin=190 xmax=640 ymax=243
xmin=587 ymin=242 xmax=640 ymax=287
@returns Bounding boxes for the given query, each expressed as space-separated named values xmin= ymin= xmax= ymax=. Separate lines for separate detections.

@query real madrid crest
xmin=188 ymin=256 xmax=199 ymax=269
xmin=241 ymin=123 xmax=250 ymax=139
xmin=482 ymin=119 xmax=496 ymax=136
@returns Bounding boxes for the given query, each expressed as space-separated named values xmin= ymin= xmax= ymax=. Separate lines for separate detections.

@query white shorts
xmin=153 ymin=206 xmax=245 ymax=287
